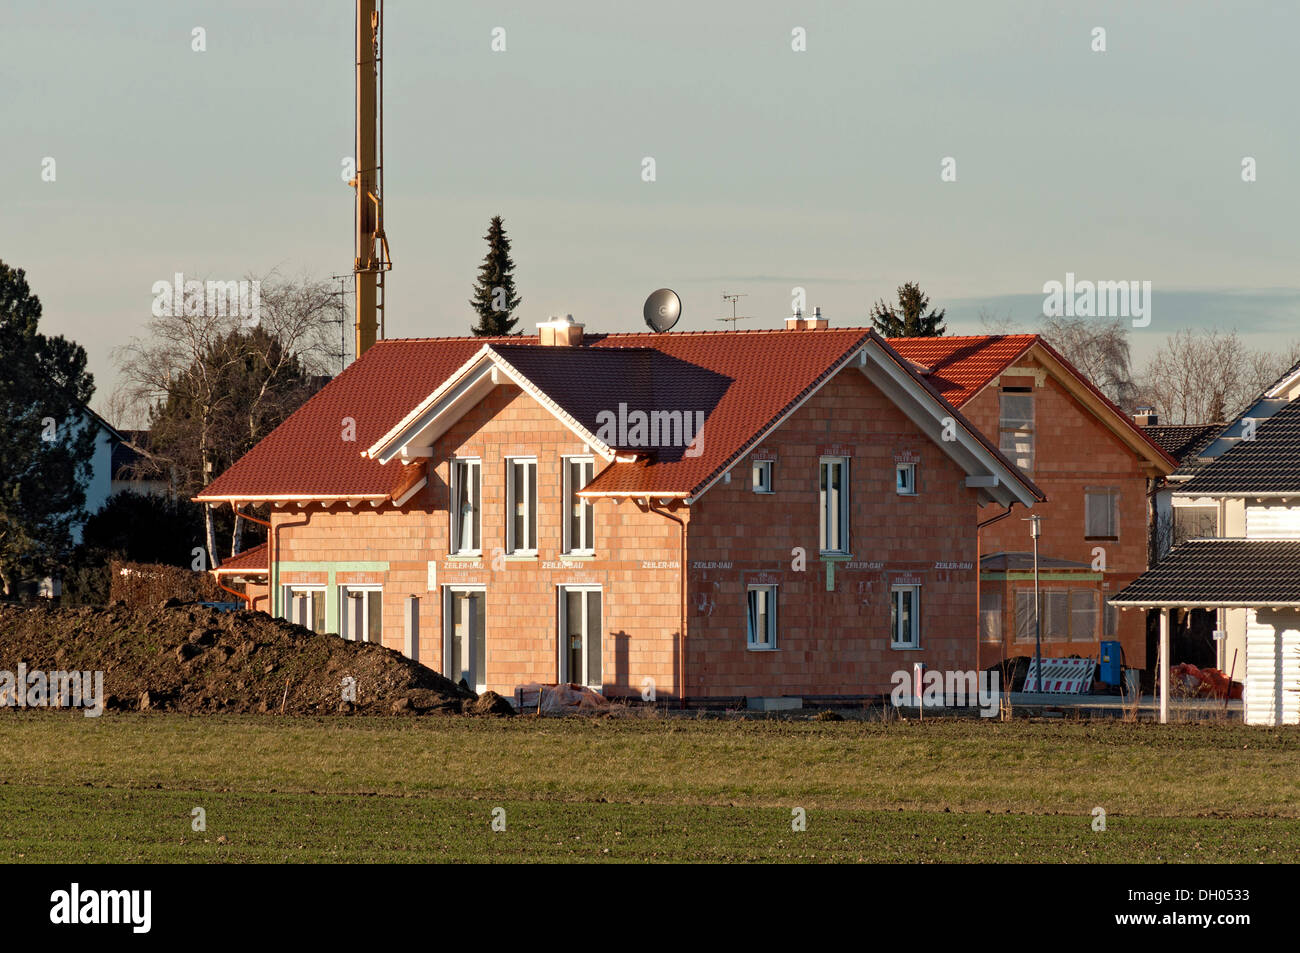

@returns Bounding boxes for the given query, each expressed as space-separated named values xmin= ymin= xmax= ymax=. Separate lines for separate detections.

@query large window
xmin=450 ymin=458 xmax=481 ymax=555
xmin=559 ymin=586 xmax=602 ymax=688
xmin=746 ymin=585 xmax=778 ymax=650
xmin=1085 ymin=487 xmax=1119 ymax=539
xmin=1016 ymin=588 xmax=1098 ymax=642
xmin=444 ymin=587 xmax=486 ymax=692
xmin=339 ymin=585 xmax=382 ymax=643
xmin=1173 ymin=505 xmax=1217 ymax=544
xmin=283 ymin=585 xmax=326 ymax=633
xmin=819 ymin=457 xmax=850 ymax=554
xmin=890 ymin=585 xmax=920 ymax=648
xmin=999 ymin=389 xmax=1034 ymax=471
xmin=563 ymin=457 xmax=595 ymax=555
xmin=506 ymin=457 xmax=537 ymax=555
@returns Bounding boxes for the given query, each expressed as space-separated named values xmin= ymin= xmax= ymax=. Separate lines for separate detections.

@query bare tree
xmin=1135 ymin=328 xmax=1300 ymax=425
xmin=1040 ymin=316 xmax=1138 ymax=410
xmin=115 ymin=273 xmax=340 ymax=565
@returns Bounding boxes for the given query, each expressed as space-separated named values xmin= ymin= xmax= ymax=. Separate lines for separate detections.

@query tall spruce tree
xmin=0 ymin=261 xmax=97 ymax=596
xmin=468 ymin=215 xmax=522 ymax=336
xmin=870 ymin=282 xmax=947 ymax=337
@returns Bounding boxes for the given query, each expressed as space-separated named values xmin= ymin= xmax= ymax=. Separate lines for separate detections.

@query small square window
xmin=752 ymin=460 xmax=774 ymax=493
xmin=896 ymin=463 xmax=916 ymax=495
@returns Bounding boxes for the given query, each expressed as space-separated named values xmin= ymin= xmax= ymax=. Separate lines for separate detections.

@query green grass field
xmin=1 ymin=713 xmax=1296 ymax=862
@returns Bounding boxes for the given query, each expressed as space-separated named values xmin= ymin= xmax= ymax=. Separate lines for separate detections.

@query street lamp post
xmin=1023 ymin=515 xmax=1043 ymax=690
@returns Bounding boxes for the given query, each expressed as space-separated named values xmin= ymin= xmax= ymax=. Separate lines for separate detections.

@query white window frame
xmin=449 ymin=457 xmax=481 ymax=556
xmin=557 ymin=584 xmax=603 ymax=689
xmin=819 ymin=456 xmax=850 ymax=555
xmin=895 ymin=462 xmax=917 ymax=496
xmin=282 ymin=585 xmax=326 ymax=633
xmin=746 ymin=584 xmax=778 ymax=651
xmin=752 ymin=460 xmax=774 ymax=494
xmin=339 ymin=584 xmax=382 ymax=643
xmin=890 ymin=585 xmax=921 ymax=649
xmin=562 ymin=456 xmax=595 ymax=555
xmin=506 ymin=456 xmax=538 ymax=556
xmin=443 ymin=585 xmax=487 ymax=693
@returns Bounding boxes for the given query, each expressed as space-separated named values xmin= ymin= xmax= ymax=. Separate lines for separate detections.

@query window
xmin=559 ymin=586 xmax=602 ymax=688
xmin=563 ymin=457 xmax=595 ymax=554
xmin=1070 ymin=589 xmax=1098 ymax=641
xmin=506 ymin=457 xmax=537 ymax=555
xmin=283 ymin=586 xmax=326 ymax=633
xmin=999 ymin=389 xmax=1034 ymax=471
xmin=450 ymin=458 xmax=481 ymax=555
xmin=819 ymin=456 xmax=850 ymax=554
xmin=444 ymin=587 xmax=486 ymax=692
xmin=752 ymin=460 xmax=774 ymax=493
xmin=1103 ymin=598 xmax=1118 ymax=638
xmin=1173 ymin=505 xmax=1217 ymax=544
xmin=980 ymin=591 xmax=1003 ymax=642
xmin=896 ymin=462 xmax=916 ymax=495
xmin=890 ymin=585 xmax=920 ymax=648
xmin=1085 ymin=488 xmax=1119 ymax=539
xmin=339 ymin=586 xmax=382 ymax=643
xmin=1015 ymin=588 xmax=1098 ymax=642
xmin=746 ymin=585 xmax=778 ymax=650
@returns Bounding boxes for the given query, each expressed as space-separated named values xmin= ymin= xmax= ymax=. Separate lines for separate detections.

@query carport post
xmin=1158 ymin=608 xmax=1170 ymax=724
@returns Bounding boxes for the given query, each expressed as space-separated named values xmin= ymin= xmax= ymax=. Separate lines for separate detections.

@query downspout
xmin=218 ymin=580 xmax=254 ymax=608
xmin=233 ymin=502 xmax=272 ymax=614
xmin=976 ymin=502 xmax=1018 ymax=673
xmin=648 ymin=499 xmax=688 ymax=709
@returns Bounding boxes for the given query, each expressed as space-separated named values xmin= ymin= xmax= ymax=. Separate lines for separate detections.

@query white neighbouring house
xmin=1112 ymin=361 xmax=1300 ymax=725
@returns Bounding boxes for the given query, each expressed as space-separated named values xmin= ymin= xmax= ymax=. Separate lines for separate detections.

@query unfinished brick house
xmin=888 ymin=335 xmax=1178 ymax=671
xmin=197 ymin=316 xmax=1044 ymax=705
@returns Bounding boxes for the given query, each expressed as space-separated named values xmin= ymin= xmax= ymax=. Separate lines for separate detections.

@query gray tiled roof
xmin=1178 ymin=400 xmax=1300 ymax=495
xmin=1141 ymin=424 xmax=1220 ymax=464
xmin=1109 ymin=539 xmax=1300 ymax=607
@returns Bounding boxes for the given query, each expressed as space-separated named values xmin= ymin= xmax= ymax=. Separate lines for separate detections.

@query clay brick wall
xmin=272 ymin=384 xmax=685 ymax=700
xmin=684 ymin=367 xmax=985 ymax=698
xmin=960 ymin=355 xmax=1152 ymax=667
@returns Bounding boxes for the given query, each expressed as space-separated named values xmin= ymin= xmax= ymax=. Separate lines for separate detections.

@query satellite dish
xmin=643 ymin=288 xmax=682 ymax=333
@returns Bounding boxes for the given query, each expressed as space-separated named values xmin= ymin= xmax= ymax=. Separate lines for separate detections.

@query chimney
xmin=537 ymin=314 xmax=584 ymax=346
xmin=1133 ymin=406 xmax=1158 ymax=427
xmin=786 ymin=306 xmax=828 ymax=331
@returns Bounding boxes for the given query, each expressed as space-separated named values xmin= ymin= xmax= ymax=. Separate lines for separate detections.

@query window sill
xmin=891 ymin=643 xmax=922 ymax=651
xmin=1084 ymin=536 xmax=1119 ymax=542
xmin=819 ymin=551 xmax=853 ymax=561
xmin=446 ymin=553 xmax=482 ymax=561
xmin=504 ymin=553 xmax=538 ymax=561
xmin=746 ymin=645 xmax=779 ymax=652
xmin=560 ymin=552 xmax=597 ymax=560
xmin=752 ymin=489 xmax=775 ymax=495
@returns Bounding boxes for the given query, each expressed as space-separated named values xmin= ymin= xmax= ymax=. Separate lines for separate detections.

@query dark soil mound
xmin=0 ymin=603 xmax=490 ymax=716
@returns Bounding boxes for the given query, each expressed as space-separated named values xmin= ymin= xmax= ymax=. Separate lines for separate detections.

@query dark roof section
xmin=111 ymin=429 xmax=166 ymax=481
xmin=1178 ymin=400 xmax=1300 ymax=495
xmin=1109 ymin=539 xmax=1300 ymax=607
xmin=980 ymin=552 xmax=1094 ymax=572
xmin=1141 ymin=424 xmax=1221 ymax=464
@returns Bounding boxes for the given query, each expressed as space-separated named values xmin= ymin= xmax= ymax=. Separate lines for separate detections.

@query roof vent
xmin=537 ymin=314 xmax=584 ymax=346
xmin=786 ymin=306 xmax=828 ymax=331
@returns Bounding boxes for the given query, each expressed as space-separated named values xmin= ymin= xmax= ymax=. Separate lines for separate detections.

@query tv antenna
xmin=717 ymin=292 xmax=752 ymax=329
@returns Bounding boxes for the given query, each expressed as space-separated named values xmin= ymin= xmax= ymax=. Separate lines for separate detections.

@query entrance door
xmin=559 ymin=586 xmax=602 ymax=689
xmin=445 ymin=588 xmax=486 ymax=692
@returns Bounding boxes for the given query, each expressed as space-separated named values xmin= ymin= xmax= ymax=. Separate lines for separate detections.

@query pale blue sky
xmin=4 ymin=1 xmax=1298 ymax=413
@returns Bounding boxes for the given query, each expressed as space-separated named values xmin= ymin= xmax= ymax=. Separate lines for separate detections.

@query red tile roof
xmin=887 ymin=335 xmax=1037 ymax=406
xmin=213 ymin=542 xmax=268 ymax=575
xmin=198 ymin=327 xmax=1043 ymax=502
xmin=888 ymin=333 xmax=1178 ymax=471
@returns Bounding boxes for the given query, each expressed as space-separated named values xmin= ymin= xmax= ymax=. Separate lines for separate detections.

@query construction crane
xmin=351 ymin=0 xmax=392 ymax=361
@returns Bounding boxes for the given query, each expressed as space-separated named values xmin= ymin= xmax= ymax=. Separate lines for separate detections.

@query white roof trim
xmin=391 ymin=475 xmax=428 ymax=508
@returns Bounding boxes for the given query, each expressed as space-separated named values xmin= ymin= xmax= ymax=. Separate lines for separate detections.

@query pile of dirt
xmin=0 ymin=602 xmax=513 ymax=716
